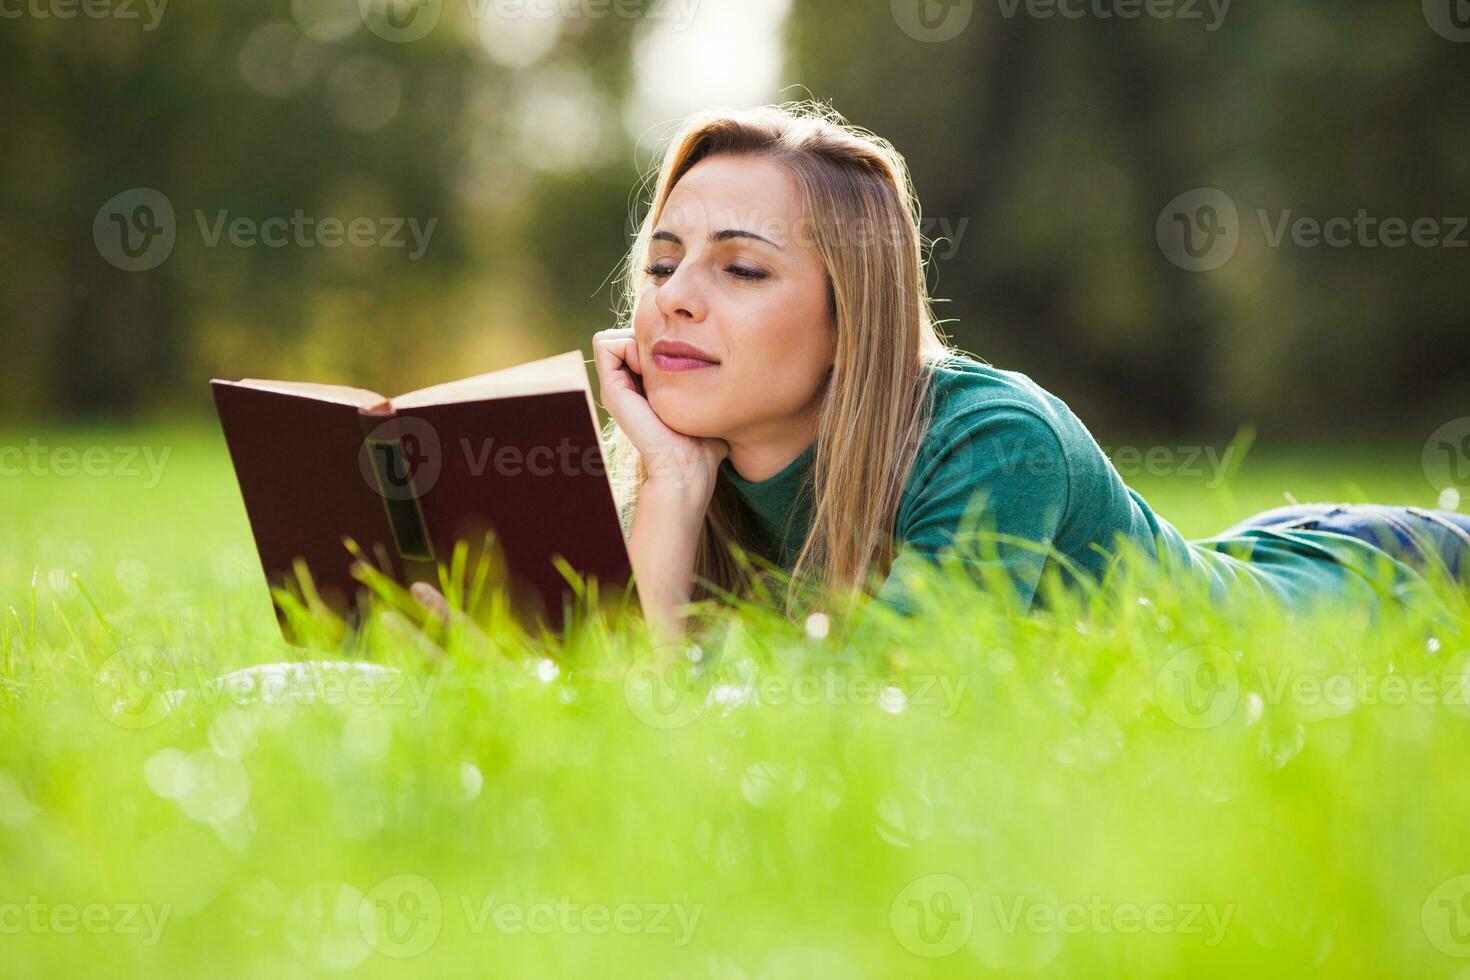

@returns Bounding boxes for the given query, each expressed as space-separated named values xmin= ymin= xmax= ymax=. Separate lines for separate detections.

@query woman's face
xmin=634 ymin=154 xmax=836 ymax=444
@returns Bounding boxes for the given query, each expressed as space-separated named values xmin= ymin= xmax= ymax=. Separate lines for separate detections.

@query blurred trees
xmin=2 ymin=0 xmax=642 ymax=415
xmin=2 ymin=0 xmax=1466 ymax=437
xmin=789 ymin=0 xmax=1470 ymax=437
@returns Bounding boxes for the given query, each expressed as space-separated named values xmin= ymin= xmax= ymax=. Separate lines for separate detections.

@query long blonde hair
xmin=606 ymin=101 xmax=956 ymax=617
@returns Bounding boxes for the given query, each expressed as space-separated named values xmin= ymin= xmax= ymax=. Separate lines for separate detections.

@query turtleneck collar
xmin=718 ymin=439 xmax=818 ymax=560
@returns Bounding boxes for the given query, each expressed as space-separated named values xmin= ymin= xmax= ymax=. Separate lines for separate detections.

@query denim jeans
xmin=1220 ymin=503 xmax=1470 ymax=582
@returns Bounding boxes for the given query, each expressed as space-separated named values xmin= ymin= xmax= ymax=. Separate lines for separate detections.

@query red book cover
xmin=211 ymin=350 xmax=636 ymax=638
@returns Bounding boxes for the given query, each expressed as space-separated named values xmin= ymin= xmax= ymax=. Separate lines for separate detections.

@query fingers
xmin=624 ymin=335 xmax=642 ymax=376
xmin=410 ymin=581 xmax=450 ymax=626
xmin=591 ymin=329 xmax=631 ymax=380
xmin=592 ymin=328 xmax=639 ymax=372
xmin=592 ymin=328 xmax=647 ymax=410
xmin=408 ymin=580 xmax=491 ymax=647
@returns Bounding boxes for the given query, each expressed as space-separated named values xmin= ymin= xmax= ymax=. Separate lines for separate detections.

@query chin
xmin=647 ymin=389 xmax=723 ymax=439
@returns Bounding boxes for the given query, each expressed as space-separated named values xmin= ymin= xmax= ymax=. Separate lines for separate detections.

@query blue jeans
xmin=1220 ymin=503 xmax=1470 ymax=582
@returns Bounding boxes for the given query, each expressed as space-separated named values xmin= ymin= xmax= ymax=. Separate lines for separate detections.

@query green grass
xmin=3 ymin=425 xmax=1470 ymax=978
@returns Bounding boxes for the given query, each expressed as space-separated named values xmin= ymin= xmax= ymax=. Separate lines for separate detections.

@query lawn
xmin=2 ymin=425 xmax=1468 ymax=978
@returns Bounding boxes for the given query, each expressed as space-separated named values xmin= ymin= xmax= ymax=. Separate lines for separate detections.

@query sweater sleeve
xmin=872 ymin=405 xmax=1073 ymax=616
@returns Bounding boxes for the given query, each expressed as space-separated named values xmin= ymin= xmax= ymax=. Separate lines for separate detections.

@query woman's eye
xmin=643 ymin=260 xmax=768 ymax=282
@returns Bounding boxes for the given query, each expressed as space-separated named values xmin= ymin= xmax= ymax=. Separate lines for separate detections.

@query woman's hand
xmin=592 ymin=327 xmax=729 ymax=506
xmin=409 ymin=581 xmax=451 ymax=625
xmin=592 ymin=327 xmax=727 ymax=644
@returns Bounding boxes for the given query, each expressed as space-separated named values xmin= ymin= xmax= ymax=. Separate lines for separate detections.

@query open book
xmin=211 ymin=350 xmax=635 ymax=636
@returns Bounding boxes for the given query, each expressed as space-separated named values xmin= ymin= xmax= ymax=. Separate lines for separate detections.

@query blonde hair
xmin=606 ymin=101 xmax=956 ymax=617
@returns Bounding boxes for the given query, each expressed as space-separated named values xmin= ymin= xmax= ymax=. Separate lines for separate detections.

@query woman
xmin=425 ymin=102 xmax=1470 ymax=642
xmin=587 ymin=101 xmax=1470 ymax=642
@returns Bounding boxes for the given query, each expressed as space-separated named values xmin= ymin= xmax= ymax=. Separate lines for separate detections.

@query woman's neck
xmin=724 ymin=413 xmax=820 ymax=483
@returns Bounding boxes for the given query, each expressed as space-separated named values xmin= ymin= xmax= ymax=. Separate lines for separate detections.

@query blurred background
xmin=3 ymin=0 xmax=1467 ymax=441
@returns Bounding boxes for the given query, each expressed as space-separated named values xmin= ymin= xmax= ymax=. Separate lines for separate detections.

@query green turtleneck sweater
xmin=717 ymin=353 xmax=1442 ymax=618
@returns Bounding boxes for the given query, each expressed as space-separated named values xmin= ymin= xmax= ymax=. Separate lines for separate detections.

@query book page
xmin=390 ymin=349 xmax=590 ymax=409
xmin=220 ymin=379 xmax=390 ymax=410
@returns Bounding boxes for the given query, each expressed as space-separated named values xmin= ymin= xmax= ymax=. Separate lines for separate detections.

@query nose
xmin=653 ymin=260 xmax=708 ymax=323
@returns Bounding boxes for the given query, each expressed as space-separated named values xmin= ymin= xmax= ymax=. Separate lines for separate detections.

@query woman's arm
xmin=870 ymin=405 xmax=1073 ymax=616
xmin=591 ymin=328 xmax=728 ymax=645
xmin=625 ymin=476 xmax=710 ymax=644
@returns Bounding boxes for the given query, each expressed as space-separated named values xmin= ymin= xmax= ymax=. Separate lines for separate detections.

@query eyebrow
xmin=651 ymin=229 xmax=783 ymax=249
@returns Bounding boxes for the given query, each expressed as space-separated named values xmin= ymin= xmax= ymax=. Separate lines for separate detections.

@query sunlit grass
xmin=2 ymin=425 xmax=1469 ymax=977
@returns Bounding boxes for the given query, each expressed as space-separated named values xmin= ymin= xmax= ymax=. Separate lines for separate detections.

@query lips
xmin=651 ymin=339 xmax=719 ymax=372
xmin=652 ymin=354 xmax=718 ymax=372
